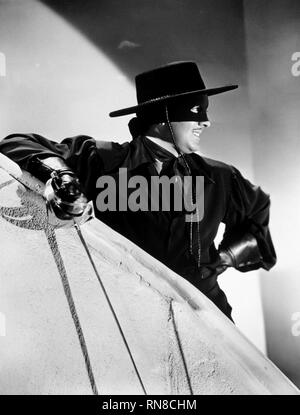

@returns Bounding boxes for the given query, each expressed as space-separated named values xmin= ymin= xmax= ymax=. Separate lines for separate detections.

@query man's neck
xmin=145 ymin=135 xmax=202 ymax=158
xmin=145 ymin=136 xmax=179 ymax=157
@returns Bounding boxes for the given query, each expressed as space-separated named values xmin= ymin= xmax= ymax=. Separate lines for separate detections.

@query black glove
xmin=200 ymin=250 xmax=233 ymax=280
xmin=45 ymin=169 xmax=88 ymax=220
xmin=218 ymin=232 xmax=262 ymax=271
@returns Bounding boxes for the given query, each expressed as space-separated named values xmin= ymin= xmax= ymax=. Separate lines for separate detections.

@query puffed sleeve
xmin=219 ymin=166 xmax=277 ymax=272
xmin=0 ymin=133 xmax=130 ymax=200
xmin=0 ymin=133 xmax=105 ymax=199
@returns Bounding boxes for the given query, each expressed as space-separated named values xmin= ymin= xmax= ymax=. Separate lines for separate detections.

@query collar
xmin=110 ymin=135 xmax=215 ymax=184
xmin=145 ymin=136 xmax=179 ymax=157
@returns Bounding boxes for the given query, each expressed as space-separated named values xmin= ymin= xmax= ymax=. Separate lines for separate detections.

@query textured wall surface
xmin=0 ymin=160 xmax=298 ymax=395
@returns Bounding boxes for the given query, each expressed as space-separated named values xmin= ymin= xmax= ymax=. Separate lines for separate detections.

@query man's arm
xmin=0 ymin=133 xmax=104 ymax=199
xmin=219 ymin=166 xmax=277 ymax=272
xmin=0 ymin=133 xmax=70 ymax=176
xmin=0 ymin=133 xmax=107 ymax=220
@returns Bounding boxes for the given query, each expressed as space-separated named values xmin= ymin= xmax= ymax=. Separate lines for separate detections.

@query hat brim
xmin=109 ymin=84 xmax=238 ymax=117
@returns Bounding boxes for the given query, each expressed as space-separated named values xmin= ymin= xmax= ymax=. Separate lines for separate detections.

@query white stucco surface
xmin=0 ymin=160 xmax=299 ymax=395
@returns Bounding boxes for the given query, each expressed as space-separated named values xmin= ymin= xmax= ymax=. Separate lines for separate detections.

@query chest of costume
xmin=93 ymin=163 xmax=226 ymax=265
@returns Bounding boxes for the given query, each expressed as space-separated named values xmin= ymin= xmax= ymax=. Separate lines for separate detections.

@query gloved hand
xmin=44 ymin=169 xmax=88 ymax=221
xmin=200 ymin=250 xmax=234 ymax=280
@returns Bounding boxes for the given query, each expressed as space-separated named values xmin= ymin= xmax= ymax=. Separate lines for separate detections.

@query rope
xmin=164 ymin=105 xmax=201 ymax=268
xmin=45 ymin=226 xmax=99 ymax=395
xmin=74 ymin=222 xmax=147 ymax=395
xmin=169 ymin=300 xmax=194 ymax=395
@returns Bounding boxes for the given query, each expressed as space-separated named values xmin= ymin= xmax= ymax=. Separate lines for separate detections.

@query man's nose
xmin=198 ymin=121 xmax=211 ymax=128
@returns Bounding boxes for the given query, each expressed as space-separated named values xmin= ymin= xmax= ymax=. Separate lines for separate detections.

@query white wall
xmin=0 ymin=0 xmax=133 ymax=141
xmin=243 ymin=0 xmax=300 ymax=387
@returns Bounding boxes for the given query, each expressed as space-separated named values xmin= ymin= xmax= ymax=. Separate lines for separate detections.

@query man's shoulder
xmin=200 ymin=155 xmax=235 ymax=176
xmin=201 ymin=156 xmax=256 ymax=189
xmin=95 ymin=139 xmax=130 ymax=153
xmin=95 ymin=139 xmax=131 ymax=172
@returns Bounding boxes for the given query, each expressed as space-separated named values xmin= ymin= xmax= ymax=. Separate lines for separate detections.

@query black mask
xmin=136 ymin=94 xmax=209 ymax=125
xmin=167 ymin=94 xmax=209 ymax=122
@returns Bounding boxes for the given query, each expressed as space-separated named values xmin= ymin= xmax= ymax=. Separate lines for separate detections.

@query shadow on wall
xmin=41 ymin=0 xmax=247 ymax=84
xmin=38 ymin=0 xmax=255 ymax=186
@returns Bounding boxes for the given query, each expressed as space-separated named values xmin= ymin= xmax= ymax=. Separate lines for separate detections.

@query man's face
xmin=170 ymin=118 xmax=210 ymax=154
xmin=167 ymin=94 xmax=210 ymax=153
xmin=144 ymin=94 xmax=211 ymax=152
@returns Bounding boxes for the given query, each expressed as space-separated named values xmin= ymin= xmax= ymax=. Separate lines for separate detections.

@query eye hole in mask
xmin=136 ymin=95 xmax=210 ymax=125
xmin=190 ymin=106 xmax=211 ymax=127
xmin=190 ymin=106 xmax=200 ymax=114
xmin=164 ymin=94 xmax=209 ymax=123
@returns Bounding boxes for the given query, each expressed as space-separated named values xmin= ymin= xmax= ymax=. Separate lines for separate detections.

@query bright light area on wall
xmin=0 ymin=0 xmax=135 ymax=141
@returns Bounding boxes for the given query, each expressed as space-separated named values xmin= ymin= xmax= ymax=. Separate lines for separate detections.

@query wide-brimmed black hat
xmin=109 ymin=61 xmax=238 ymax=117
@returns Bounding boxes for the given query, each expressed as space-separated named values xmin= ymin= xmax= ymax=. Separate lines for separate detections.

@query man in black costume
xmin=0 ymin=61 xmax=276 ymax=321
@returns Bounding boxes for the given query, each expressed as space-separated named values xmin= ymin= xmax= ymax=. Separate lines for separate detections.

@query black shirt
xmin=0 ymin=133 xmax=277 ymax=319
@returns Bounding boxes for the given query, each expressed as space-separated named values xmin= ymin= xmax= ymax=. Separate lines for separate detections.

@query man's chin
xmin=180 ymin=149 xmax=194 ymax=155
xmin=183 ymin=145 xmax=201 ymax=154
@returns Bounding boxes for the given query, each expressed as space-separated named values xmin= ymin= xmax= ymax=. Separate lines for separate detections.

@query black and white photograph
xmin=0 ymin=0 xmax=299 ymax=403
